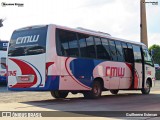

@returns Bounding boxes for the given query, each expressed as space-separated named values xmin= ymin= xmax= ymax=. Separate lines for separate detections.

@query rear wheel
xmin=141 ymin=80 xmax=151 ymax=94
xmin=83 ymin=81 xmax=102 ymax=99
xmin=50 ymin=91 xmax=69 ymax=98
xmin=110 ymin=90 xmax=119 ymax=95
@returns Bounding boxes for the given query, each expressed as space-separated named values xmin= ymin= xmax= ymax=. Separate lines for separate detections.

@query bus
xmin=7 ymin=24 xmax=155 ymax=99
xmin=0 ymin=41 xmax=8 ymax=84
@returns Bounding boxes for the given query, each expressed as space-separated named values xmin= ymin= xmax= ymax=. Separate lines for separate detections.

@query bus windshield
xmin=8 ymin=26 xmax=48 ymax=56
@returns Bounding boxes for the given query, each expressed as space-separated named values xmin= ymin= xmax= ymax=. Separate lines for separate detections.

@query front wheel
xmin=110 ymin=90 xmax=119 ymax=95
xmin=141 ymin=80 xmax=151 ymax=94
xmin=83 ymin=81 xmax=102 ymax=99
xmin=50 ymin=91 xmax=69 ymax=98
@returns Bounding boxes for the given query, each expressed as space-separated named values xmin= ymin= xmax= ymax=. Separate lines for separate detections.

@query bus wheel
xmin=50 ymin=91 xmax=69 ymax=98
xmin=83 ymin=81 xmax=102 ymax=99
xmin=141 ymin=80 xmax=151 ymax=94
xmin=110 ymin=90 xmax=119 ymax=95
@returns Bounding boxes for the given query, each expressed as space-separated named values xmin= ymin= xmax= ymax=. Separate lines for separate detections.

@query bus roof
xmin=14 ymin=24 xmax=147 ymax=47
xmin=14 ymin=25 xmax=47 ymax=32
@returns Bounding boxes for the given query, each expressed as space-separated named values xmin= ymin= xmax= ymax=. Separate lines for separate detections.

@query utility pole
xmin=140 ymin=0 xmax=148 ymax=47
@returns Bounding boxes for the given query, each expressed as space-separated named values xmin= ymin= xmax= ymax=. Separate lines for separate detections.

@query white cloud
xmin=0 ymin=0 xmax=159 ymax=47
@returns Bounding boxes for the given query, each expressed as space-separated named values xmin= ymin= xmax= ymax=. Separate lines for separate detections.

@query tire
xmin=110 ymin=90 xmax=119 ymax=95
xmin=50 ymin=91 xmax=69 ymax=98
xmin=141 ymin=80 xmax=151 ymax=94
xmin=83 ymin=81 xmax=102 ymax=99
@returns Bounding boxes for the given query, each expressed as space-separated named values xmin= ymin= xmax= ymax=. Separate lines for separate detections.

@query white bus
xmin=0 ymin=41 xmax=8 ymax=84
xmin=7 ymin=24 xmax=155 ymax=99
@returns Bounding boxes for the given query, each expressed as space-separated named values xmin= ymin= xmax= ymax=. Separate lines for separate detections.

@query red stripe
xmin=46 ymin=62 xmax=54 ymax=74
xmin=10 ymin=58 xmax=38 ymax=88
xmin=134 ymin=71 xmax=139 ymax=89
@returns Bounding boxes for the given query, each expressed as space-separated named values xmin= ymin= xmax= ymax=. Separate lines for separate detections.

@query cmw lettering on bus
xmin=106 ymin=66 xmax=125 ymax=77
xmin=3 ymin=43 xmax=8 ymax=46
xmin=16 ymin=35 xmax=39 ymax=44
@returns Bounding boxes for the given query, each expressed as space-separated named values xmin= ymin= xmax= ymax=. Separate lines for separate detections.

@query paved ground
xmin=0 ymin=80 xmax=160 ymax=120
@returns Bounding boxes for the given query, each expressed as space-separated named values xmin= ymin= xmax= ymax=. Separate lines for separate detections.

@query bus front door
xmin=124 ymin=48 xmax=135 ymax=89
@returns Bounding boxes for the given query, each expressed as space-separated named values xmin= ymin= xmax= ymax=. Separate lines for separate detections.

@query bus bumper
xmin=8 ymin=76 xmax=59 ymax=91
xmin=0 ymin=76 xmax=7 ymax=84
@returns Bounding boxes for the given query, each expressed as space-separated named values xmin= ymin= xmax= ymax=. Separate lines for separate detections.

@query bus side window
xmin=86 ymin=36 xmax=96 ymax=58
xmin=100 ymin=38 xmax=111 ymax=60
xmin=132 ymin=45 xmax=142 ymax=63
xmin=67 ymin=32 xmax=79 ymax=57
xmin=127 ymin=43 xmax=133 ymax=49
xmin=94 ymin=37 xmax=101 ymax=59
xmin=56 ymin=29 xmax=69 ymax=56
xmin=115 ymin=41 xmax=124 ymax=62
xmin=57 ymin=29 xmax=79 ymax=57
xmin=77 ymin=33 xmax=88 ymax=58
xmin=109 ymin=40 xmax=117 ymax=61
xmin=94 ymin=37 xmax=107 ymax=59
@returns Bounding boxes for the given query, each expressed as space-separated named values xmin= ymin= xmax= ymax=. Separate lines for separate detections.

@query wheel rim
xmin=93 ymin=84 xmax=100 ymax=96
xmin=145 ymin=82 xmax=150 ymax=93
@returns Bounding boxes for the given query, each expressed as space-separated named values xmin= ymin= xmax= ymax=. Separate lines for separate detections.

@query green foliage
xmin=149 ymin=44 xmax=160 ymax=64
xmin=0 ymin=19 xmax=3 ymax=27
xmin=156 ymin=70 xmax=160 ymax=80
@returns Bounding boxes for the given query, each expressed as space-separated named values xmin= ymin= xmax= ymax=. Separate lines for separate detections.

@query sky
xmin=0 ymin=0 xmax=159 ymax=47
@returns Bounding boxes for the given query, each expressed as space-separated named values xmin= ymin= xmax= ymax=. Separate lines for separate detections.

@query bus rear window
xmin=8 ymin=26 xmax=48 ymax=56
xmin=0 ymin=42 xmax=8 ymax=51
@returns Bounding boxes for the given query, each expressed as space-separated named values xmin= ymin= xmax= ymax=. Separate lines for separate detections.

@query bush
xmin=155 ymin=70 xmax=160 ymax=80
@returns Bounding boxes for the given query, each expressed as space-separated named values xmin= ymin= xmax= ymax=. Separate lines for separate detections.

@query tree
xmin=0 ymin=19 xmax=3 ymax=27
xmin=149 ymin=44 xmax=160 ymax=64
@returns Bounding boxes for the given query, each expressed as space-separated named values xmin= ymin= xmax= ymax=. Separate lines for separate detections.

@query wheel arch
xmin=146 ymin=77 xmax=152 ymax=87
xmin=93 ymin=77 xmax=104 ymax=90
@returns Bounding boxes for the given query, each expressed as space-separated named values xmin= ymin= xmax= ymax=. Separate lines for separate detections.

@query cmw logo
xmin=16 ymin=35 xmax=39 ymax=44
xmin=3 ymin=43 xmax=8 ymax=46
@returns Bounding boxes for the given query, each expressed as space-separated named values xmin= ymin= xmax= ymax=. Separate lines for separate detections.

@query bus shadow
xmin=20 ymin=92 xmax=160 ymax=117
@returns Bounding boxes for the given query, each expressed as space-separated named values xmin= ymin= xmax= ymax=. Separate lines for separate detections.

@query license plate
xmin=19 ymin=76 xmax=30 ymax=81
xmin=16 ymin=75 xmax=34 ymax=83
